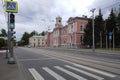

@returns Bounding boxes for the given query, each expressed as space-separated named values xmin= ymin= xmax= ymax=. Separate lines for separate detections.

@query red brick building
xmin=45 ymin=16 xmax=89 ymax=48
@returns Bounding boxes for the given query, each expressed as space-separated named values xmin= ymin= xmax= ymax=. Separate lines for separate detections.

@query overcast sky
xmin=0 ymin=0 xmax=119 ymax=41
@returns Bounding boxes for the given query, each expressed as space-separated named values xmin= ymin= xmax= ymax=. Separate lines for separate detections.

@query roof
xmin=67 ymin=16 xmax=90 ymax=23
xmin=30 ymin=36 xmax=45 ymax=38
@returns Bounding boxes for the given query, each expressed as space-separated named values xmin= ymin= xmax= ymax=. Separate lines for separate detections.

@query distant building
xmin=29 ymin=36 xmax=45 ymax=47
xmin=45 ymin=16 xmax=89 ymax=48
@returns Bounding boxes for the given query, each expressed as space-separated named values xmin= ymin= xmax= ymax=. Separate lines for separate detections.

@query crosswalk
xmin=28 ymin=64 xmax=118 ymax=80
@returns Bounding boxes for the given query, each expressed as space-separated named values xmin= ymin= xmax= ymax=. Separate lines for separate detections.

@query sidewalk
xmin=0 ymin=50 xmax=20 ymax=80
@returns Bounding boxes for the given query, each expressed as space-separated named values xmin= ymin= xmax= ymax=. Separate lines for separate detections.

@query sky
xmin=0 ymin=0 xmax=120 ymax=41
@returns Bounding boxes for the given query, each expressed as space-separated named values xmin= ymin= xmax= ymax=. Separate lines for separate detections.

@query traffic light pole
xmin=8 ymin=13 xmax=15 ymax=64
xmin=6 ymin=12 xmax=10 ymax=58
xmin=8 ymin=28 xmax=15 ymax=64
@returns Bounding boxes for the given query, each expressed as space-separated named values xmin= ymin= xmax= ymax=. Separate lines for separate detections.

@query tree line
xmin=83 ymin=9 xmax=120 ymax=48
xmin=0 ymin=29 xmax=7 ymax=48
xmin=17 ymin=30 xmax=45 ymax=46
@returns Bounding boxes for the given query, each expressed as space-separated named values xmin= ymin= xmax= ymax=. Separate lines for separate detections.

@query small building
xmin=29 ymin=36 xmax=45 ymax=47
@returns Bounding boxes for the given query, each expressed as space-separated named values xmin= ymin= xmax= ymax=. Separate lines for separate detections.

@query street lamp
xmin=90 ymin=8 xmax=96 ymax=52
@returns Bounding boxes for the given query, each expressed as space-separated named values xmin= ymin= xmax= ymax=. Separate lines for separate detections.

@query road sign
xmin=109 ymin=32 xmax=112 ymax=40
xmin=5 ymin=1 xmax=18 ymax=13
xmin=109 ymin=32 xmax=112 ymax=36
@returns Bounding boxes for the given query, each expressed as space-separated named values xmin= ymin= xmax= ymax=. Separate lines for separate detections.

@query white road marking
xmin=28 ymin=68 xmax=44 ymax=80
xmin=54 ymin=66 xmax=87 ymax=80
xmin=43 ymin=67 xmax=66 ymax=80
xmin=73 ymin=63 xmax=116 ymax=77
xmin=65 ymin=65 xmax=104 ymax=80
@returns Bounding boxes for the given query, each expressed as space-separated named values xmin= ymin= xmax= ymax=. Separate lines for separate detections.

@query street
xmin=15 ymin=47 xmax=120 ymax=80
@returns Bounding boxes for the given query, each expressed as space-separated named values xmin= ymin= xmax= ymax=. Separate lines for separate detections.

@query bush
xmin=0 ymin=38 xmax=6 ymax=48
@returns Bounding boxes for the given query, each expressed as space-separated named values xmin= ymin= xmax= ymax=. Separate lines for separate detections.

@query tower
xmin=55 ymin=16 xmax=63 ymax=28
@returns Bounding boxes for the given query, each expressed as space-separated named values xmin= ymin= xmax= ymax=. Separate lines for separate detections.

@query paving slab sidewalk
xmin=0 ymin=51 xmax=20 ymax=80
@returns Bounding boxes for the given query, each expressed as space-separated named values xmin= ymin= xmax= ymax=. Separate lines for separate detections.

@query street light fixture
xmin=90 ymin=8 xmax=96 ymax=52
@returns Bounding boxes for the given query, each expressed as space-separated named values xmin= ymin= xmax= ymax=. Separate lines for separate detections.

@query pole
xmin=113 ymin=29 xmax=115 ymax=49
xmin=109 ymin=38 xmax=111 ymax=50
xmin=6 ymin=12 xmax=10 ymax=58
xmin=106 ymin=35 xmax=108 ymax=48
xmin=90 ymin=8 xmax=96 ymax=52
xmin=8 ymin=13 xmax=15 ymax=64
xmin=100 ymin=31 xmax=102 ymax=48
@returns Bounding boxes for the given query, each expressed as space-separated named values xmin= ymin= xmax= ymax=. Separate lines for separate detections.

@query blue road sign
xmin=109 ymin=36 xmax=112 ymax=40
xmin=7 ymin=2 xmax=16 ymax=10
xmin=109 ymin=32 xmax=112 ymax=40
xmin=5 ymin=1 xmax=18 ymax=13
xmin=109 ymin=32 xmax=113 ymax=36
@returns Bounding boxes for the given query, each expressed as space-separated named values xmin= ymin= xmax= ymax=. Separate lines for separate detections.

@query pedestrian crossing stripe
xmin=28 ymin=65 xmax=117 ymax=80
xmin=65 ymin=65 xmax=104 ymax=80
xmin=28 ymin=68 xmax=44 ymax=80
xmin=72 ymin=63 xmax=116 ymax=77
xmin=54 ymin=66 xmax=87 ymax=80
xmin=43 ymin=67 xmax=66 ymax=80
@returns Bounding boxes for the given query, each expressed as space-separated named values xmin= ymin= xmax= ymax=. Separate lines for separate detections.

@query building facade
xmin=29 ymin=36 xmax=45 ymax=47
xmin=45 ymin=16 xmax=89 ymax=48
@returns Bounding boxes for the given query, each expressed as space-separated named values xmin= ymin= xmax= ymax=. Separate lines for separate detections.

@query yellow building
xmin=29 ymin=36 xmax=45 ymax=47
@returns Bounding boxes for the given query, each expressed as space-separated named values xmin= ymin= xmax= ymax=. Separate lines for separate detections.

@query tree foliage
xmin=21 ymin=32 xmax=30 ymax=45
xmin=0 ymin=38 xmax=6 ymax=48
xmin=83 ymin=9 xmax=104 ymax=47
xmin=106 ymin=9 xmax=116 ymax=33
xmin=0 ymin=29 xmax=7 ymax=37
xmin=94 ymin=9 xmax=104 ymax=47
xmin=83 ymin=19 xmax=92 ymax=46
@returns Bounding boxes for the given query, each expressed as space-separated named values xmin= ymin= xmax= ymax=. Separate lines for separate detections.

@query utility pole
xmin=100 ymin=31 xmax=102 ymax=48
xmin=90 ymin=8 xmax=96 ymax=52
xmin=113 ymin=29 xmax=115 ymax=49
xmin=106 ymin=35 xmax=108 ymax=48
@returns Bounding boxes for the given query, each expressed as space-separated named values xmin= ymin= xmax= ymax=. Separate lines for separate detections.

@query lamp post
xmin=90 ymin=8 xmax=96 ymax=52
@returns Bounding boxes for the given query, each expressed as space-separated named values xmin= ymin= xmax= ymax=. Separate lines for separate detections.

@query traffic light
xmin=11 ymin=31 xmax=16 ymax=41
xmin=10 ymin=13 xmax=15 ymax=29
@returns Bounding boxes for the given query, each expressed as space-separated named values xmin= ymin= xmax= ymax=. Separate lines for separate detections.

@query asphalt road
xmin=15 ymin=47 xmax=120 ymax=80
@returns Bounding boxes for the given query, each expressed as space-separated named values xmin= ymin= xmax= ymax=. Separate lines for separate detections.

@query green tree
xmin=83 ymin=19 xmax=92 ymax=47
xmin=30 ymin=30 xmax=38 ymax=37
xmin=94 ymin=9 xmax=104 ymax=47
xmin=106 ymin=9 xmax=116 ymax=32
xmin=0 ymin=38 xmax=6 ymax=48
xmin=0 ymin=29 xmax=7 ymax=37
xmin=21 ymin=32 xmax=30 ymax=45
xmin=40 ymin=31 xmax=45 ymax=36
xmin=115 ymin=12 xmax=120 ymax=47
xmin=106 ymin=9 xmax=117 ymax=47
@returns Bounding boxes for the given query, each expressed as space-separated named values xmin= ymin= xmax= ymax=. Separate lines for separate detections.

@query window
xmin=71 ymin=25 xmax=73 ymax=32
xmin=59 ymin=20 xmax=61 ymax=22
xmin=80 ymin=25 xmax=83 ymax=31
xmin=80 ymin=35 xmax=83 ymax=42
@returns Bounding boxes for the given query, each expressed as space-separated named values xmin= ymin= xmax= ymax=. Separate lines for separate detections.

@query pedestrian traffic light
xmin=10 ymin=13 xmax=15 ymax=29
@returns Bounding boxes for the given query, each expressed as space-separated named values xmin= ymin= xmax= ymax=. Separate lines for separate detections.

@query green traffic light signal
xmin=10 ymin=23 xmax=14 ymax=29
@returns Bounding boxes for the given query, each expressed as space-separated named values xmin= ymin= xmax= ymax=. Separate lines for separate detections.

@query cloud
xmin=1 ymin=0 xmax=119 ymax=41
xmin=89 ymin=0 xmax=120 ymax=19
